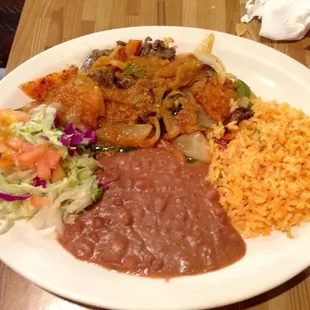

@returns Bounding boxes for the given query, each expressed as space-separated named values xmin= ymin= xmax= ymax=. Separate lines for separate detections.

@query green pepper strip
xmin=234 ymin=79 xmax=251 ymax=98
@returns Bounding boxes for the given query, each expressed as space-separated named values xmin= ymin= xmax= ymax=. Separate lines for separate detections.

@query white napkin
xmin=241 ymin=0 xmax=310 ymax=41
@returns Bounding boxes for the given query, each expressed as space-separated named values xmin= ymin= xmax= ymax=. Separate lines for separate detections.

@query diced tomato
xmin=51 ymin=162 xmax=65 ymax=183
xmin=29 ymin=196 xmax=51 ymax=208
xmin=36 ymin=158 xmax=52 ymax=180
xmin=12 ymin=111 xmax=29 ymax=123
xmin=2 ymin=130 xmax=61 ymax=181
xmin=46 ymin=148 xmax=61 ymax=169
xmin=1 ymin=151 xmax=17 ymax=162
xmin=0 ymin=140 xmax=9 ymax=153
xmin=5 ymin=136 xmax=24 ymax=151
xmin=21 ymin=142 xmax=35 ymax=153
xmin=0 ymin=109 xmax=29 ymax=126
xmin=0 ymin=159 xmax=13 ymax=170
xmin=18 ymin=145 xmax=48 ymax=165
xmin=6 ymin=136 xmax=32 ymax=152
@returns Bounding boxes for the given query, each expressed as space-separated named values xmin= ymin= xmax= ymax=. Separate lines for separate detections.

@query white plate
xmin=1 ymin=26 xmax=310 ymax=310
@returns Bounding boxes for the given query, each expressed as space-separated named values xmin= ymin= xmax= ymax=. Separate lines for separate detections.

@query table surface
xmin=1 ymin=0 xmax=310 ymax=309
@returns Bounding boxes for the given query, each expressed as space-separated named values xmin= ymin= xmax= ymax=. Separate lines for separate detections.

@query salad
xmin=0 ymin=104 xmax=103 ymax=234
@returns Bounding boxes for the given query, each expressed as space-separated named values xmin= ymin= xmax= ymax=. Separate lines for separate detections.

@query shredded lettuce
xmin=0 ymin=104 xmax=102 ymax=234
xmin=0 ymin=200 xmax=37 ymax=219
xmin=3 ymin=170 xmax=36 ymax=184
xmin=10 ymin=104 xmax=68 ymax=158
xmin=29 ymin=179 xmax=99 ymax=230
xmin=0 ymin=156 xmax=100 ymax=229
xmin=0 ymin=218 xmax=13 ymax=234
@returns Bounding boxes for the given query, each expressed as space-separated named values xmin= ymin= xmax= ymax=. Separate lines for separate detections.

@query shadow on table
xmin=50 ymin=268 xmax=310 ymax=310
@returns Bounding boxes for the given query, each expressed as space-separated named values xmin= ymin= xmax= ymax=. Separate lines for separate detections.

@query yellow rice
xmin=208 ymin=98 xmax=310 ymax=238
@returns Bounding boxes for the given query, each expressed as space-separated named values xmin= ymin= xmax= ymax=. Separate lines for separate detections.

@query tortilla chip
xmin=235 ymin=23 xmax=247 ymax=37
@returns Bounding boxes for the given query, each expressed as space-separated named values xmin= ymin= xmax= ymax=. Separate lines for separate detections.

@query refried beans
xmin=58 ymin=149 xmax=245 ymax=277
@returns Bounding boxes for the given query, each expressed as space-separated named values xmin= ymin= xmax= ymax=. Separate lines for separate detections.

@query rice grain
xmin=208 ymin=98 xmax=310 ymax=237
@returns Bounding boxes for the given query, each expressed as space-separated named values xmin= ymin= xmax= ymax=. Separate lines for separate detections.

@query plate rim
xmin=1 ymin=26 xmax=310 ymax=310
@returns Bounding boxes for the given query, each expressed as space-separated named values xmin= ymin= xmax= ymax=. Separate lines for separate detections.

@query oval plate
xmin=1 ymin=26 xmax=310 ymax=310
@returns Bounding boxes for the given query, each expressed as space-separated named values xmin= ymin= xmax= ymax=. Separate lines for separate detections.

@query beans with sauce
xmin=58 ymin=149 xmax=245 ymax=277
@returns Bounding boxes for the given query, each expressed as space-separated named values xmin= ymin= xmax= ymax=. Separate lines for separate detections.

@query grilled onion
xmin=197 ymin=105 xmax=214 ymax=128
xmin=96 ymin=124 xmax=153 ymax=147
xmin=141 ymin=118 xmax=161 ymax=148
xmin=194 ymin=53 xmax=227 ymax=85
xmin=173 ymin=132 xmax=211 ymax=163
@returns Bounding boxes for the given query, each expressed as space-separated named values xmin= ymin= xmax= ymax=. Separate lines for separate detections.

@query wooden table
xmin=1 ymin=0 xmax=310 ymax=309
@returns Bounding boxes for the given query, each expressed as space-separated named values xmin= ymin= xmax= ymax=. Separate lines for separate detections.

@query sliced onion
xmin=61 ymin=123 xmax=97 ymax=148
xmin=70 ymin=133 xmax=84 ymax=146
xmin=75 ymin=128 xmax=96 ymax=141
xmin=40 ymin=135 xmax=49 ymax=141
xmin=173 ymin=132 xmax=211 ymax=163
xmin=120 ymin=124 xmax=152 ymax=137
xmin=226 ymin=72 xmax=238 ymax=81
xmin=161 ymin=90 xmax=199 ymax=139
xmin=60 ymin=134 xmax=70 ymax=146
xmin=160 ymin=92 xmax=181 ymax=139
xmin=194 ymin=52 xmax=227 ymax=85
xmin=64 ymin=123 xmax=75 ymax=135
xmin=33 ymin=176 xmax=47 ymax=188
xmin=140 ymin=118 xmax=161 ymax=148
xmin=197 ymin=105 xmax=214 ymax=128
xmin=96 ymin=124 xmax=153 ymax=147
xmin=83 ymin=129 xmax=96 ymax=143
xmin=0 ymin=191 xmax=31 ymax=201
xmin=162 ymin=115 xmax=180 ymax=139
xmin=195 ymin=33 xmax=215 ymax=54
